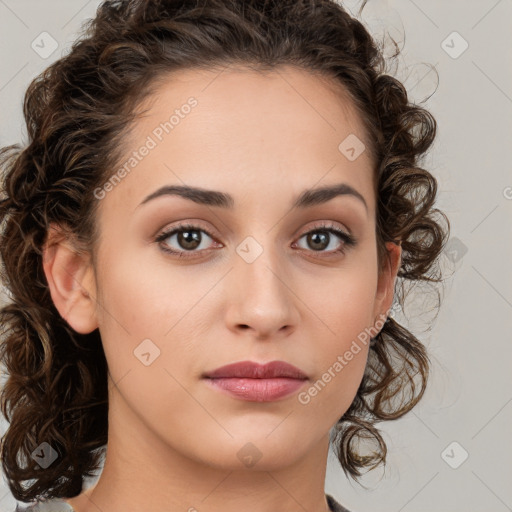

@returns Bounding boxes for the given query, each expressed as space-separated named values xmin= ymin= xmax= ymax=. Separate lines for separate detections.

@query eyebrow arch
xmin=136 ymin=182 xmax=368 ymax=212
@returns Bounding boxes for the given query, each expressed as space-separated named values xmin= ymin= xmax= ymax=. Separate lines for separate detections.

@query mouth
xmin=202 ymin=360 xmax=309 ymax=402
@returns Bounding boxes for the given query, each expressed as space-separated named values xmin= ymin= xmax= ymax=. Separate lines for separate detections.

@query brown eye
xmin=305 ymin=231 xmax=330 ymax=251
xmin=155 ymin=223 xmax=219 ymax=258
xmin=294 ymin=224 xmax=356 ymax=256
xmin=174 ymin=229 xmax=203 ymax=251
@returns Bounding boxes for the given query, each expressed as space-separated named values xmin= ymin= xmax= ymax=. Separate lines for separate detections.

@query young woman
xmin=0 ymin=1 xmax=449 ymax=511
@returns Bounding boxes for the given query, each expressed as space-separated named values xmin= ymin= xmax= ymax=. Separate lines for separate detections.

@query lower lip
xmin=204 ymin=377 xmax=307 ymax=402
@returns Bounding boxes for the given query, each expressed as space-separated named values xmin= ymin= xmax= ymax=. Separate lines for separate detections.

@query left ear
xmin=373 ymin=240 xmax=402 ymax=323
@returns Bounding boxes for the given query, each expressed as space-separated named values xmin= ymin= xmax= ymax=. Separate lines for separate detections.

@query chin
xmin=191 ymin=434 xmax=309 ymax=472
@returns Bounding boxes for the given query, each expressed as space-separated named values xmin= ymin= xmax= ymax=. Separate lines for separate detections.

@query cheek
xmin=94 ymin=243 xmax=216 ymax=391
xmin=306 ymin=261 xmax=378 ymax=344
xmin=295 ymin=265 xmax=377 ymax=416
xmin=93 ymin=248 xmax=175 ymax=378
xmin=298 ymin=320 xmax=370 ymax=426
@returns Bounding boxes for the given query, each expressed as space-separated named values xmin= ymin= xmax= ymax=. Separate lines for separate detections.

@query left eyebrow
xmin=136 ymin=182 xmax=368 ymax=213
xmin=294 ymin=182 xmax=368 ymax=213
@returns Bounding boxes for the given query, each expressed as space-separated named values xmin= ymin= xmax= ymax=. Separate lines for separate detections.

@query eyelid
xmin=155 ymin=219 xmax=220 ymax=241
xmin=301 ymin=220 xmax=352 ymax=238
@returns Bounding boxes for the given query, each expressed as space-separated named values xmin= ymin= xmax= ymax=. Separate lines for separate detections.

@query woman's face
xmin=85 ymin=65 xmax=399 ymax=471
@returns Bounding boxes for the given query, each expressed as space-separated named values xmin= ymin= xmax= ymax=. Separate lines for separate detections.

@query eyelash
xmin=155 ymin=221 xmax=357 ymax=260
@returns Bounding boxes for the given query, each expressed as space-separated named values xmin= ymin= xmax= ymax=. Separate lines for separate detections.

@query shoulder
xmin=326 ymin=493 xmax=353 ymax=512
xmin=14 ymin=498 xmax=75 ymax=512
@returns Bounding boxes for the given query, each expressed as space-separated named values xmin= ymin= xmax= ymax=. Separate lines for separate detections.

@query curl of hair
xmin=0 ymin=0 xmax=450 ymax=502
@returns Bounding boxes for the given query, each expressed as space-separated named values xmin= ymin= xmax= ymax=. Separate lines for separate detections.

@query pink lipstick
xmin=202 ymin=360 xmax=308 ymax=402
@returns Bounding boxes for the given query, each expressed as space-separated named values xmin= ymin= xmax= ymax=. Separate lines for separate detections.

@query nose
xmin=224 ymin=242 xmax=300 ymax=340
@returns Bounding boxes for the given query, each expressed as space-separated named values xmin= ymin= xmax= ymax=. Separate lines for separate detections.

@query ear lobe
xmin=42 ymin=224 xmax=98 ymax=334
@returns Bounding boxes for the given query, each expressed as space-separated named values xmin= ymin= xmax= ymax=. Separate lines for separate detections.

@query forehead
xmin=136 ymin=64 xmax=368 ymax=143
xmin=100 ymin=65 xmax=374 ymax=218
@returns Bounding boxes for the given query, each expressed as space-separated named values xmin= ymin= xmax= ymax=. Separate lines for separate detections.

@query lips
xmin=202 ymin=360 xmax=309 ymax=402
xmin=202 ymin=360 xmax=308 ymax=380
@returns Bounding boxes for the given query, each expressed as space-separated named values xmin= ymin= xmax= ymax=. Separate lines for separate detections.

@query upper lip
xmin=203 ymin=360 xmax=308 ymax=380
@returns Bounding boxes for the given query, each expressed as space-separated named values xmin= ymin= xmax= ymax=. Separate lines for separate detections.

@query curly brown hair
xmin=0 ymin=0 xmax=450 ymax=503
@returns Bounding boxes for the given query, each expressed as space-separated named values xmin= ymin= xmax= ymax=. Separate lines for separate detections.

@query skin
xmin=42 ymin=64 xmax=401 ymax=512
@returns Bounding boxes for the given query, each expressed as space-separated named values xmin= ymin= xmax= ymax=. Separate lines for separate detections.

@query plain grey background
xmin=0 ymin=1 xmax=511 ymax=511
